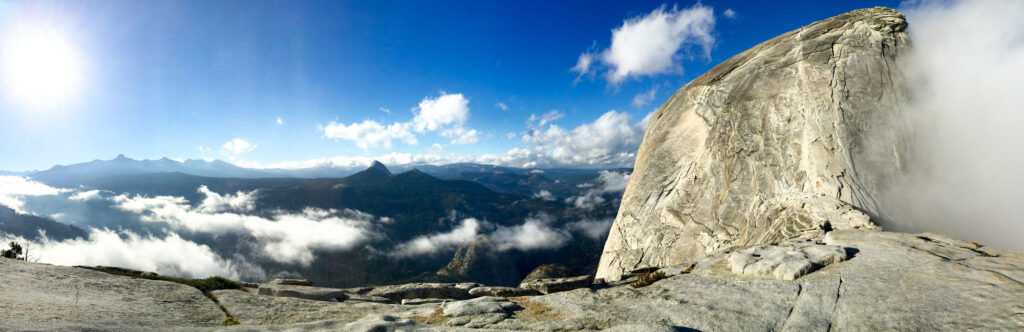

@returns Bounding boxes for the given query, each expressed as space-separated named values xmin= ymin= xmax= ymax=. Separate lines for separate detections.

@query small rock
xmin=401 ymin=298 xmax=446 ymax=305
xmin=469 ymin=286 xmax=540 ymax=298
xmin=367 ymin=282 xmax=480 ymax=302
xmin=519 ymin=275 xmax=593 ymax=294
xmin=256 ymin=283 xmax=347 ymax=302
xmin=441 ymin=296 xmax=520 ymax=328
xmin=267 ymin=278 xmax=313 ymax=286
xmin=521 ymin=263 xmax=574 ymax=283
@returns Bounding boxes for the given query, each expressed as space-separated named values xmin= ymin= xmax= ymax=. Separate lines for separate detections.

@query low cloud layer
xmin=0 ymin=176 xmax=67 ymax=213
xmin=391 ymin=213 xmax=611 ymax=256
xmin=566 ymin=170 xmax=631 ymax=209
xmin=883 ymin=0 xmax=1024 ymax=251
xmin=0 ymin=229 xmax=251 ymax=279
xmin=112 ymin=186 xmax=380 ymax=265
xmin=574 ymin=4 xmax=716 ymax=84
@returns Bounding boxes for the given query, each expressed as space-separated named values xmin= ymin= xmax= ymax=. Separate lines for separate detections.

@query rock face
xmin=597 ymin=7 xmax=910 ymax=281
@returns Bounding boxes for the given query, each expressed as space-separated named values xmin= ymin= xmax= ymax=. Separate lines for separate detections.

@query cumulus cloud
xmin=112 ymin=187 xmax=380 ymax=266
xmin=489 ymin=216 xmax=571 ymax=251
xmin=0 ymin=229 xmax=250 ymax=279
xmin=511 ymin=111 xmax=648 ymax=168
xmin=576 ymin=4 xmax=716 ymax=84
xmin=723 ymin=8 xmax=736 ymax=19
xmin=222 ymin=138 xmax=257 ymax=154
xmin=882 ymin=0 xmax=1024 ymax=251
xmin=321 ymin=120 xmax=418 ymax=150
xmin=413 ymin=92 xmax=470 ymax=132
xmin=392 ymin=218 xmax=481 ymax=257
xmin=527 ymin=110 xmax=565 ymax=127
xmin=0 ymin=176 xmax=68 ymax=213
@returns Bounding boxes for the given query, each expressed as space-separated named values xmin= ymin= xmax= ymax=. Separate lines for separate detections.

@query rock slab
xmin=597 ymin=7 xmax=909 ymax=281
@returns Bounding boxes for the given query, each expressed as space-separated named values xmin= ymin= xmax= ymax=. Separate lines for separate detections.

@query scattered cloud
xmin=392 ymin=218 xmax=481 ymax=257
xmin=198 ymin=145 xmax=210 ymax=153
xmin=379 ymin=107 xmax=391 ymax=114
xmin=723 ymin=8 xmax=736 ymax=19
xmin=322 ymin=120 xmax=418 ymax=150
xmin=489 ymin=216 xmax=571 ymax=251
xmin=442 ymin=127 xmax=479 ymax=145
xmin=276 ymin=117 xmax=284 ymax=125
xmin=69 ymin=189 xmax=104 ymax=201
xmin=533 ymin=190 xmax=556 ymax=201
xmin=565 ymin=170 xmax=631 ymax=209
xmin=632 ymin=87 xmax=658 ymax=107
xmin=575 ymin=4 xmax=716 ymax=84
xmin=505 ymin=132 xmax=517 ymax=140
xmin=222 ymin=138 xmax=257 ymax=154
xmin=527 ymin=110 xmax=565 ymax=127
xmin=495 ymin=102 xmax=509 ymax=111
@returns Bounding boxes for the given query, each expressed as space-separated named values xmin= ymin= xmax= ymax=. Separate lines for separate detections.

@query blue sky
xmin=0 ymin=0 xmax=900 ymax=171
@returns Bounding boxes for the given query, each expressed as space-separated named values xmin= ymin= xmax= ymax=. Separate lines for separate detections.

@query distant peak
xmin=114 ymin=154 xmax=129 ymax=161
xmin=368 ymin=160 xmax=390 ymax=174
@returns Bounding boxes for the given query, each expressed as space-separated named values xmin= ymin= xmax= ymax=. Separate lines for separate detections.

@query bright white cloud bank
xmin=884 ymin=0 xmax=1024 ymax=251
xmin=112 ymin=186 xmax=380 ymax=266
xmin=1 ymin=229 xmax=245 ymax=279
xmin=392 ymin=213 xmax=611 ymax=256
xmin=574 ymin=4 xmax=716 ymax=83
xmin=0 ymin=176 xmax=67 ymax=213
xmin=565 ymin=170 xmax=631 ymax=209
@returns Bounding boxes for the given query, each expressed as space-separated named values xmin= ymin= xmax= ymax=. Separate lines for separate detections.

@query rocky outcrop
xmin=519 ymin=275 xmax=593 ymax=295
xmin=597 ymin=7 xmax=910 ymax=281
xmin=0 ymin=258 xmax=224 ymax=330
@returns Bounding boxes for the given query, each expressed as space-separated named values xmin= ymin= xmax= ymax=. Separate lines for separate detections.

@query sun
xmin=1 ymin=26 xmax=82 ymax=108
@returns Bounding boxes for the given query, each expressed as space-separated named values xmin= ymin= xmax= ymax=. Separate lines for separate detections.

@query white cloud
xmin=632 ymin=87 xmax=658 ymax=107
xmin=69 ymin=189 xmax=103 ymax=201
xmin=510 ymin=110 xmax=648 ymax=168
xmin=392 ymin=218 xmax=481 ymax=257
xmin=222 ymin=138 xmax=257 ymax=154
xmin=505 ymin=132 xmax=517 ymax=140
xmin=111 ymin=187 xmax=380 ymax=266
xmin=595 ymin=170 xmax=631 ymax=192
xmin=723 ymin=8 xmax=736 ymax=19
xmin=198 ymin=145 xmax=210 ymax=153
xmin=1 ymin=229 xmax=248 ymax=279
xmin=527 ymin=110 xmax=565 ymax=127
xmin=566 ymin=218 xmax=615 ymax=240
xmin=0 ymin=176 xmax=68 ymax=212
xmin=413 ymin=92 xmax=470 ymax=132
xmin=533 ymin=190 xmax=556 ymax=201
xmin=882 ymin=0 xmax=1024 ymax=252
xmin=577 ymin=4 xmax=716 ymax=83
xmin=565 ymin=170 xmax=631 ymax=210
xmin=276 ymin=117 xmax=284 ymax=125
xmin=489 ymin=216 xmax=571 ymax=251
xmin=565 ymin=191 xmax=605 ymax=209
xmin=379 ymin=107 xmax=391 ymax=114
xmin=496 ymin=102 xmax=509 ymax=111
xmin=442 ymin=127 xmax=479 ymax=145
xmin=321 ymin=120 xmax=417 ymax=150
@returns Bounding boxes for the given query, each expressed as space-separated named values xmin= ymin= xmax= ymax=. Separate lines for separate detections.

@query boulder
xmin=520 ymin=263 xmax=574 ymax=283
xmin=597 ymin=7 xmax=909 ymax=281
xmin=366 ymin=282 xmax=480 ymax=302
xmin=519 ymin=275 xmax=593 ymax=295
xmin=468 ymin=286 xmax=541 ymax=298
xmin=440 ymin=296 xmax=520 ymax=328
xmin=267 ymin=278 xmax=313 ymax=286
xmin=726 ymin=237 xmax=848 ymax=280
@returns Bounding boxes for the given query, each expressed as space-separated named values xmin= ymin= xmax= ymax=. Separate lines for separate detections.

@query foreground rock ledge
xmin=2 ymin=230 xmax=1022 ymax=331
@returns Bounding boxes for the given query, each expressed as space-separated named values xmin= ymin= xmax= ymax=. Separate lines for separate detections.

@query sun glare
xmin=1 ymin=26 xmax=82 ymax=108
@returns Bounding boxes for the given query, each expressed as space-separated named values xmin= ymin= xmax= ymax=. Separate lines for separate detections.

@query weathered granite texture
xmin=597 ymin=7 xmax=909 ymax=281
xmin=0 ymin=258 xmax=224 ymax=330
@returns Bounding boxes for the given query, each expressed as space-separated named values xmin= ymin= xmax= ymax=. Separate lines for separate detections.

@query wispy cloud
xmin=392 ymin=218 xmax=481 ymax=257
xmin=222 ymin=138 xmax=257 ymax=154
xmin=527 ymin=110 xmax=565 ymax=127
xmin=631 ymin=87 xmax=658 ymax=107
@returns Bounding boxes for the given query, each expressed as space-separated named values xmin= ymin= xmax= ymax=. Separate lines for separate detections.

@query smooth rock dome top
xmin=596 ymin=7 xmax=911 ymax=281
